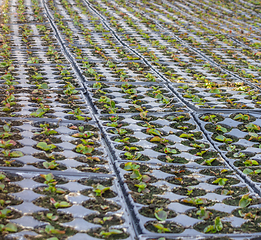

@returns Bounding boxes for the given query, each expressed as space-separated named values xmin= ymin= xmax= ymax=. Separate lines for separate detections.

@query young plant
xmin=99 ymin=229 xmax=123 ymax=238
xmin=43 ymin=161 xmax=59 ymax=170
xmin=212 ymin=178 xmax=228 ymax=186
xmin=152 ymin=223 xmax=171 ymax=233
xmin=154 ymin=208 xmax=168 ymax=221
xmin=75 ymin=144 xmax=94 ymax=155
xmin=197 ymin=207 xmax=213 ymax=220
xmin=36 ymin=142 xmax=57 ymax=152
xmin=50 ymin=198 xmax=71 ymax=208
xmin=215 ymin=135 xmax=233 ymax=143
xmin=204 ymin=217 xmax=223 ymax=233
xmin=233 ymin=113 xmax=250 ymax=121
xmin=93 ymin=184 xmax=111 ymax=197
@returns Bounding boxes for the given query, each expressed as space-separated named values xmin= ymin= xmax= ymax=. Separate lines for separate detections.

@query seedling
xmin=164 ymin=147 xmax=177 ymax=154
xmin=43 ymin=161 xmax=59 ymax=170
xmin=75 ymin=144 xmax=94 ymax=155
xmin=123 ymin=162 xmax=140 ymax=171
xmin=239 ymin=194 xmax=252 ymax=208
xmin=93 ymin=184 xmax=111 ymax=197
xmin=123 ymin=146 xmax=139 ymax=151
xmin=36 ymin=142 xmax=57 ymax=152
xmin=190 ymin=143 xmax=205 ymax=148
xmin=153 ymin=223 xmax=171 ymax=233
xmin=201 ymin=158 xmax=217 ymax=166
xmin=110 ymin=129 xmax=127 ymax=135
xmin=140 ymin=111 xmax=151 ymax=121
xmin=99 ymin=229 xmax=123 ymax=238
xmin=2 ymin=150 xmax=24 ymax=158
xmin=0 ymin=223 xmax=17 ymax=233
xmin=227 ymin=145 xmax=236 ymax=152
xmin=216 ymin=125 xmax=228 ymax=133
xmin=248 ymin=133 xmax=261 ymax=141
xmin=201 ymin=115 xmax=218 ymax=123
xmin=179 ymin=133 xmax=195 ymax=139
xmin=245 ymin=123 xmax=260 ymax=132
xmin=146 ymin=128 xmax=161 ymax=136
xmin=50 ymin=198 xmax=71 ymax=208
xmin=43 ymin=225 xmax=65 ymax=234
xmin=233 ymin=152 xmax=246 ymax=158
xmin=124 ymin=152 xmax=142 ymax=160
xmin=46 ymin=213 xmax=59 ymax=221
xmin=197 ymin=207 xmax=213 ymax=220
xmin=0 ymin=208 xmax=11 ymax=219
xmin=150 ymin=136 xmax=169 ymax=145
xmin=135 ymin=182 xmax=148 ymax=193
xmin=244 ymin=160 xmax=259 ymax=166
xmin=204 ymin=217 xmax=223 ymax=233
xmin=212 ymin=178 xmax=228 ymax=186
xmin=72 ymin=131 xmax=94 ymax=139
xmin=154 ymin=208 xmax=168 ymax=221
xmin=233 ymin=113 xmax=250 ymax=121
xmin=0 ymin=140 xmax=16 ymax=149
xmin=93 ymin=216 xmax=113 ymax=224
xmin=215 ymin=135 xmax=233 ymax=143
xmin=182 ymin=197 xmax=208 ymax=206
xmin=114 ymin=137 xmax=130 ymax=144
xmin=130 ymin=169 xmax=150 ymax=182
xmin=243 ymin=168 xmax=261 ymax=175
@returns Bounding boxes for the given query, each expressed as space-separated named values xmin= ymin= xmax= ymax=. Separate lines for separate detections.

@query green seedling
xmin=123 ymin=162 xmax=140 ymax=171
xmin=130 ymin=169 xmax=150 ymax=182
xmin=201 ymin=114 xmax=218 ymax=123
xmin=30 ymin=104 xmax=50 ymax=117
xmin=43 ymin=161 xmax=59 ymax=170
xmin=244 ymin=159 xmax=259 ymax=166
xmin=114 ymin=137 xmax=130 ymax=144
xmin=201 ymin=158 xmax=217 ymax=166
xmin=153 ymin=223 xmax=171 ymax=233
xmin=0 ymin=123 xmax=13 ymax=139
xmin=0 ymin=223 xmax=17 ymax=233
xmin=99 ymin=229 xmax=123 ymax=238
xmin=110 ymin=129 xmax=127 ymax=135
xmin=46 ymin=213 xmax=59 ymax=221
xmin=239 ymin=194 xmax=252 ymax=208
xmin=233 ymin=152 xmax=246 ymax=158
xmin=215 ymin=135 xmax=233 ymax=143
xmin=75 ymin=144 xmax=94 ymax=155
xmin=72 ymin=131 xmax=94 ymax=138
xmin=40 ymin=173 xmax=55 ymax=184
xmin=63 ymin=83 xmax=78 ymax=95
xmin=146 ymin=128 xmax=161 ymax=136
xmin=179 ymin=133 xmax=194 ymax=139
xmin=93 ymin=216 xmax=113 ymax=224
xmin=212 ymin=178 xmax=228 ymax=186
xmin=135 ymin=182 xmax=148 ymax=193
xmin=36 ymin=142 xmax=57 ymax=152
xmin=243 ymin=168 xmax=261 ymax=175
xmin=123 ymin=146 xmax=139 ymax=151
xmin=245 ymin=123 xmax=260 ymax=132
xmin=190 ymin=143 xmax=205 ymax=148
xmin=196 ymin=150 xmax=207 ymax=156
xmin=204 ymin=217 xmax=223 ymax=233
xmin=0 ymin=208 xmax=11 ymax=219
xmin=2 ymin=150 xmax=24 ymax=158
xmin=164 ymin=147 xmax=177 ymax=154
xmin=106 ymin=122 xmax=121 ymax=128
xmin=50 ymin=198 xmax=71 ymax=208
xmin=43 ymin=225 xmax=65 ymax=235
xmin=139 ymin=111 xmax=151 ymax=121
xmin=0 ymin=140 xmax=16 ymax=149
xmin=233 ymin=113 xmax=250 ymax=121
xmin=248 ymin=133 xmax=261 ymax=141
xmin=216 ymin=125 xmax=228 ymax=133
xmin=197 ymin=207 xmax=213 ymax=220
xmin=154 ymin=208 xmax=168 ymax=221
xmin=227 ymin=145 xmax=236 ymax=152
xmin=124 ymin=152 xmax=142 ymax=161
xmin=182 ymin=197 xmax=208 ymax=206
xmin=93 ymin=184 xmax=111 ymax=197
xmin=150 ymin=136 xmax=169 ymax=145
xmin=109 ymin=115 xmax=119 ymax=122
